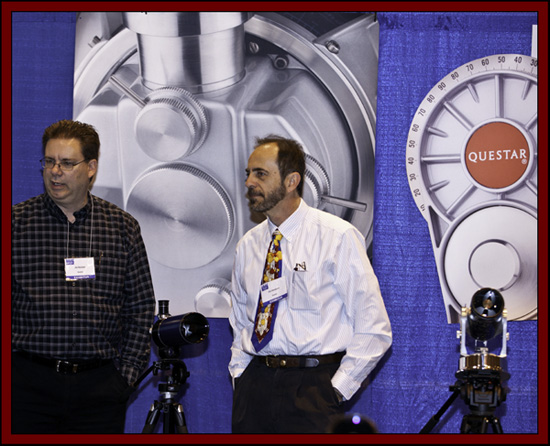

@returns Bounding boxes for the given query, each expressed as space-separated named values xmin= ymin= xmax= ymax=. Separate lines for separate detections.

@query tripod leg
xmin=142 ymin=401 xmax=162 ymax=434
xmin=173 ymin=404 xmax=188 ymax=434
xmin=162 ymin=402 xmax=188 ymax=434
xmin=461 ymin=415 xmax=503 ymax=434
xmin=491 ymin=417 xmax=503 ymax=433
xmin=480 ymin=417 xmax=489 ymax=433
xmin=420 ymin=388 xmax=460 ymax=433
xmin=461 ymin=414 xmax=483 ymax=433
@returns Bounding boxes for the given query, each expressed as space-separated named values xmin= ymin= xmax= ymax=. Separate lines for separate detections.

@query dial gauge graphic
xmin=406 ymin=54 xmax=538 ymax=323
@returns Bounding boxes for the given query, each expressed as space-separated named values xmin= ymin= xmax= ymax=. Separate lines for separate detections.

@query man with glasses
xmin=11 ymin=119 xmax=156 ymax=433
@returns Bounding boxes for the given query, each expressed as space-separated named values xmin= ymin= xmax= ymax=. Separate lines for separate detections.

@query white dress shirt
xmin=228 ymin=199 xmax=392 ymax=400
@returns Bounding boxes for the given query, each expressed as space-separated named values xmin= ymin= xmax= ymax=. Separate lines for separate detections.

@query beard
xmin=246 ymin=183 xmax=286 ymax=213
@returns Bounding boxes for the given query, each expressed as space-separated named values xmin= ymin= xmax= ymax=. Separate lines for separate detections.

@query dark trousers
xmin=232 ymin=358 xmax=344 ymax=433
xmin=11 ymin=353 xmax=133 ymax=434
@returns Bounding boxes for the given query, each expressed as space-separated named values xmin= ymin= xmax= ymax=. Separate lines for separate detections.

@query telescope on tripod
xmin=133 ymin=300 xmax=209 ymax=433
xmin=421 ymin=288 xmax=510 ymax=434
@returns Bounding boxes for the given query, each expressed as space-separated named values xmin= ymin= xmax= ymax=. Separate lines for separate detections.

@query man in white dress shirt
xmin=229 ymin=135 xmax=392 ymax=433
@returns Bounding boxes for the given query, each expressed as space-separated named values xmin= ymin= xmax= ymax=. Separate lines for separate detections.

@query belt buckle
xmin=264 ymin=356 xmax=288 ymax=368
xmin=265 ymin=356 xmax=280 ymax=367
xmin=56 ymin=360 xmax=78 ymax=374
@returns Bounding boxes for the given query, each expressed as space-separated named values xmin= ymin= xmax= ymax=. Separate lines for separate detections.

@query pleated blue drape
xmin=371 ymin=12 xmax=539 ymax=434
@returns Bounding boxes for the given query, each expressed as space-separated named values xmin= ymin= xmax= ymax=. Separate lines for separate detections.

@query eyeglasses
xmin=40 ymin=158 xmax=87 ymax=171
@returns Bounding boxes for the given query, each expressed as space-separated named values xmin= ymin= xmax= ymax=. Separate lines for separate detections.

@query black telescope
xmin=466 ymin=288 xmax=505 ymax=341
xmin=150 ymin=300 xmax=209 ymax=357
xmin=152 ymin=312 xmax=209 ymax=347
xmin=137 ymin=300 xmax=209 ymax=434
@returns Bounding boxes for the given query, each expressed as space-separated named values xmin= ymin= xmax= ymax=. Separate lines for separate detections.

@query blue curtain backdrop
xmin=10 ymin=10 xmax=540 ymax=435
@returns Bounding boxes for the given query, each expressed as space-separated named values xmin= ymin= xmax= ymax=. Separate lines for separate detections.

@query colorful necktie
xmin=252 ymin=229 xmax=283 ymax=351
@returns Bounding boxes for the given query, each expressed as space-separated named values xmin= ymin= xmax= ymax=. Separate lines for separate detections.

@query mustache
xmin=246 ymin=188 xmax=263 ymax=199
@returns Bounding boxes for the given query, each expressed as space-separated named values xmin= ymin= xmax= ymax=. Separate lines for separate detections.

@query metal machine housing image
xmin=73 ymin=12 xmax=380 ymax=317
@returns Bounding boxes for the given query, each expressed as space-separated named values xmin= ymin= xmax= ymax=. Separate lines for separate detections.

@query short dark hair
xmin=255 ymin=134 xmax=306 ymax=196
xmin=42 ymin=120 xmax=100 ymax=161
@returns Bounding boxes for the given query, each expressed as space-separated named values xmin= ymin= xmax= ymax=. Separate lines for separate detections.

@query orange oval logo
xmin=465 ymin=122 xmax=530 ymax=189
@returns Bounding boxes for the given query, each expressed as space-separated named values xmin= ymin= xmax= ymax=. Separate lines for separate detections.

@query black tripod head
xmin=455 ymin=367 xmax=509 ymax=415
xmin=153 ymin=358 xmax=189 ymax=386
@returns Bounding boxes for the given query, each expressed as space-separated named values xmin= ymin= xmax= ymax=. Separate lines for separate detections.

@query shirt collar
xmin=43 ymin=192 xmax=92 ymax=223
xmin=267 ymin=198 xmax=309 ymax=243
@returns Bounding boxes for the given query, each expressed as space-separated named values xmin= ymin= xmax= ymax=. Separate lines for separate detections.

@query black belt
xmin=15 ymin=351 xmax=112 ymax=374
xmin=255 ymin=351 xmax=345 ymax=368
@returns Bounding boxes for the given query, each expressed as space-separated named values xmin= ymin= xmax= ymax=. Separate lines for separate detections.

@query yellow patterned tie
xmin=252 ymin=229 xmax=283 ymax=351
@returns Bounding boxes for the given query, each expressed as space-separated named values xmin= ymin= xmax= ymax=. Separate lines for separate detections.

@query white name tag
xmin=260 ymin=277 xmax=288 ymax=305
xmin=65 ymin=257 xmax=96 ymax=281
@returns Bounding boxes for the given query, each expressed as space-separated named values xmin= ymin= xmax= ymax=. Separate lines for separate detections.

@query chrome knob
xmin=135 ymin=87 xmax=208 ymax=161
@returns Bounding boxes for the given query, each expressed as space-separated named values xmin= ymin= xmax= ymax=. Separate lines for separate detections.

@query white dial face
xmin=406 ymin=54 xmax=538 ymax=323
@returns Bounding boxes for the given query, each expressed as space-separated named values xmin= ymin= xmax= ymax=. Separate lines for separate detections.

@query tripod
xmin=420 ymin=368 xmax=508 ymax=434
xmin=134 ymin=354 xmax=190 ymax=434
xmin=456 ymin=368 xmax=506 ymax=434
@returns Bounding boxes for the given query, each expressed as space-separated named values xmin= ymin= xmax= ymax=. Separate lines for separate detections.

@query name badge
xmin=260 ymin=277 xmax=288 ymax=305
xmin=65 ymin=257 xmax=96 ymax=281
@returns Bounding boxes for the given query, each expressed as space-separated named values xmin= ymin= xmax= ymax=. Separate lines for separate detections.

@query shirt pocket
xmin=289 ymin=270 xmax=317 ymax=310
xmin=92 ymin=254 xmax=127 ymax=301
